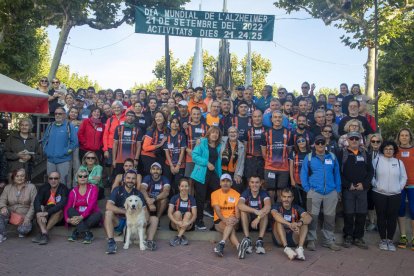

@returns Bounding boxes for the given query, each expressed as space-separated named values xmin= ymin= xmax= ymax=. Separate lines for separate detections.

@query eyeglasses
xmin=86 ymin=156 xmax=96 ymax=160
xmin=78 ymin=175 xmax=88 ymax=178
xmin=54 ymin=113 xmax=65 ymax=115
xmin=318 ymin=107 xmax=325 ymax=110
xmin=334 ymin=105 xmax=341 ymax=107
xmin=315 ymin=141 xmax=326 ymax=146
xmin=370 ymin=140 xmax=380 ymax=144
xmin=48 ymin=177 xmax=59 ymax=180
xmin=349 ymin=137 xmax=360 ymax=141
xmin=297 ymin=138 xmax=306 ymax=143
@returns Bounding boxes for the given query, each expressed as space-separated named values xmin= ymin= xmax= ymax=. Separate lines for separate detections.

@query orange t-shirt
xmin=211 ymin=188 xmax=240 ymax=221
xmin=188 ymin=99 xmax=208 ymax=114
xmin=397 ymin=146 xmax=414 ymax=186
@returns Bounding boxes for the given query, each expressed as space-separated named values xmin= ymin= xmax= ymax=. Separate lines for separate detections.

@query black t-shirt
xmin=48 ymin=89 xmax=62 ymax=114
xmin=208 ymin=145 xmax=218 ymax=167
xmin=109 ymin=186 xmax=146 ymax=209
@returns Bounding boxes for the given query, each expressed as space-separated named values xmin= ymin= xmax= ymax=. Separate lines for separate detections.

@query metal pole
xmin=165 ymin=35 xmax=172 ymax=91
xmin=374 ymin=0 xmax=379 ymax=130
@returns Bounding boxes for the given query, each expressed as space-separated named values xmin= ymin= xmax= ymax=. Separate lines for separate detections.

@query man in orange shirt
xmin=188 ymin=87 xmax=207 ymax=113
xmin=211 ymin=174 xmax=241 ymax=258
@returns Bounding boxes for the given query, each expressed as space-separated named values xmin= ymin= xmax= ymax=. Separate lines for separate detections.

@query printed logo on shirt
xmin=250 ymin=200 xmax=258 ymax=207
xmin=180 ymin=201 xmax=188 ymax=208
xmin=356 ymin=156 xmax=365 ymax=162
xmin=228 ymin=197 xmax=235 ymax=203
xmin=283 ymin=214 xmax=292 ymax=222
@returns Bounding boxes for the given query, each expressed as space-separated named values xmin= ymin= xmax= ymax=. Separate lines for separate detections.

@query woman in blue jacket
xmin=190 ymin=126 xmax=222 ymax=230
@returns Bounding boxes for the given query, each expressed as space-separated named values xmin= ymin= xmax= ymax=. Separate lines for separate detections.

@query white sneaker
xmin=295 ymin=247 xmax=306 ymax=260
xmin=0 ymin=234 xmax=6 ymax=243
xmin=284 ymin=246 xmax=297 ymax=260
xmin=18 ymin=234 xmax=24 ymax=238
xmin=378 ymin=239 xmax=388 ymax=251
xmin=387 ymin=240 xmax=396 ymax=252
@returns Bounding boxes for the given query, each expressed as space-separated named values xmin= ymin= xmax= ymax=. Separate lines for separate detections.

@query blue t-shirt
xmin=169 ymin=194 xmax=197 ymax=214
xmin=109 ymin=186 xmax=146 ymax=209
xmin=240 ymin=189 xmax=270 ymax=210
xmin=142 ymin=175 xmax=171 ymax=198
xmin=272 ymin=203 xmax=305 ymax=231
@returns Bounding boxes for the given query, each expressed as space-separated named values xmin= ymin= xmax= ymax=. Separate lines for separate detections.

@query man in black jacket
xmin=337 ymin=132 xmax=374 ymax=249
xmin=32 ymin=171 xmax=69 ymax=245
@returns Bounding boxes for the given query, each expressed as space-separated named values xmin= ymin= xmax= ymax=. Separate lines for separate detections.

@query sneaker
xmin=246 ymin=245 xmax=253 ymax=254
xmin=106 ymin=239 xmax=117 ymax=254
xmin=378 ymin=239 xmax=388 ymax=251
xmin=169 ymin=236 xmax=181 ymax=247
xmin=342 ymin=235 xmax=353 ymax=248
xmin=238 ymin=237 xmax=250 ymax=259
xmin=387 ymin=240 xmax=396 ymax=252
xmin=353 ymin=238 xmax=368 ymax=249
xmin=18 ymin=233 xmax=25 ymax=238
xmin=307 ymin=240 xmax=316 ymax=251
xmin=284 ymin=247 xmax=297 ymax=260
xmin=68 ymin=230 xmax=79 ymax=242
xmin=322 ymin=242 xmax=341 ymax=251
xmin=366 ymin=223 xmax=377 ymax=232
xmin=295 ymin=247 xmax=306 ymax=261
xmin=203 ymin=210 xmax=214 ymax=218
xmin=214 ymin=241 xmax=225 ymax=257
xmin=398 ymin=235 xmax=408 ymax=249
xmin=255 ymin=240 xmax=266 ymax=254
xmin=195 ymin=220 xmax=207 ymax=231
xmin=38 ymin=234 xmax=49 ymax=245
xmin=83 ymin=231 xmax=94 ymax=244
xmin=0 ymin=234 xmax=6 ymax=243
xmin=145 ymin=240 xmax=157 ymax=251
xmin=180 ymin=235 xmax=189 ymax=246
xmin=31 ymin=233 xmax=43 ymax=243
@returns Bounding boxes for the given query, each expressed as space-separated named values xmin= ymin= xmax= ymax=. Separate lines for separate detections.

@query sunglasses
xmin=78 ymin=175 xmax=88 ymax=178
xmin=349 ymin=137 xmax=360 ymax=141
xmin=315 ymin=141 xmax=326 ymax=146
xmin=301 ymin=87 xmax=309 ymax=89
xmin=371 ymin=140 xmax=380 ymax=144
xmin=40 ymin=79 xmax=48 ymax=82
xmin=52 ymin=81 xmax=60 ymax=84
xmin=297 ymin=138 xmax=306 ymax=143
xmin=48 ymin=177 xmax=59 ymax=180
xmin=86 ymin=156 xmax=96 ymax=160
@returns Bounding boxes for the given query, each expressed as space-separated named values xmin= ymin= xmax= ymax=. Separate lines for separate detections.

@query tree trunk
xmin=364 ymin=46 xmax=375 ymax=99
xmin=48 ymin=18 xmax=72 ymax=81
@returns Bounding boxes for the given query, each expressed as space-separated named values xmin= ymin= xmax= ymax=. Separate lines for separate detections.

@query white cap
xmin=178 ymin=100 xmax=188 ymax=106
xmin=151 ymin=162 xmax=162 ymax=169
xmin=220 ymin=173 xmax=232 ymax=182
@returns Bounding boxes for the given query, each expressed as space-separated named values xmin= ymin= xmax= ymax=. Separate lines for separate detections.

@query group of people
xmin=0 ymin=78 xmax=412 ymax=261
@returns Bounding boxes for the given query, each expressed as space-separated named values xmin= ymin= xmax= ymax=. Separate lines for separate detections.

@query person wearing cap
xmin=300 ymin=134 xmax=341 ymax=251
xmin=232 ymin=100 xmax=252 ymax=142
xmin=337 ymin=132 xmax=373 ymax=249
xmin=74 ymin=96 xmax=90 ymax=121
xmin=256 ymin=85 xmax=273 ymax=113
xmin=188 ymin=87 xmax=207 ymax=114
xmin=112 ymin=110 xmax=143 ymax=175
xmin=211 ymin=173 xmax=241 ymax=257
xmin=173 ymin=100 xmax=190 ymax=130
xmin=203 ymin=100 xmax=222 ymax=127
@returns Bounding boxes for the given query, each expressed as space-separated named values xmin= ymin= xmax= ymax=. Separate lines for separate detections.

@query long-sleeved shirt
xmin=372 ymin=155 xmax=407 ymax=195
xmin=64 ymin=184 xmax=99 ymax=222
xmin=0 ymin=183 xmax=37 ymax=221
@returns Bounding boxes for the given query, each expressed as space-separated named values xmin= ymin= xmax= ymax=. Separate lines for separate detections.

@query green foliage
xmin=131 ymin=79 xmax=164 ymax=93
xmin=153 ymin=51 xmax=190 ymax=90
xmin=316 ymin=87 xmax=339 ymax=97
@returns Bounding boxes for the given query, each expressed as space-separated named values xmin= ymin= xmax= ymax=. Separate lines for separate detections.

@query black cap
xmin=314 ymin=135 xmax=325 ymax=143
xmin=237 ymin=85 xmax=245 ymax=91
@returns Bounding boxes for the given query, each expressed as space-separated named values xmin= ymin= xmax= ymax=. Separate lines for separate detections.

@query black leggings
xmin=193 ymin=170 xmax=220 ymax=221
xmin=67 ymin=208 xmax=102 ymax=233
xmin=372 ymin=192 xmax=401 ymax=240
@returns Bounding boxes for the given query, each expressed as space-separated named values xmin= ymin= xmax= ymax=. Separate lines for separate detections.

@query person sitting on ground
xmin=64 ymin=168 xmax=102 ymax=244
xmin=32 ymin=171 xmax=68 ymax=245
xmin=211 ymin=174 xmax=241 ymax=258
xmin=168 ymin=178 xmax=197 ymax=247
xmin=0 ymin=168 xmax=37 ymax=242
xmin=79 ymin=151 xmax=104 ymax=200
xmin=238 ymin=175 xmax=271 ymax=258
xmin=111 ymin=158 xmax=142 ymax=191
xmin=271 ymin=187 xmax=312 ymax=261
xmin=105 ymin=170 xmax=148 ymax=254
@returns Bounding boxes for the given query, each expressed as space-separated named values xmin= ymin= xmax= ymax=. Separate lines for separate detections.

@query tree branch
xmin=324 ymin=0 xmax=367 ymax=29
xmin=83 ymin=14 xmax=128 ymax=30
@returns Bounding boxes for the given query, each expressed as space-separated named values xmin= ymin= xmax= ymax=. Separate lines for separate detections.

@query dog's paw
xmin=123 ymin=244 xmax=129 ymax=250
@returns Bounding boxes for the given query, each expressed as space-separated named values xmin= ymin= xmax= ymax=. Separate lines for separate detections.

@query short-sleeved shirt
xmin=240 ymin=189 xmax=270 ymax=210
xmin=164 ymin=132 xmax=187 ymax=168
xmin=262 ymin=127 xmax=292 ymax=171
xmin=185 ymin=122 xmax=208 ymax=162
xmin=288 ymin=151 xmax=308 ymax=184
xmin=141 ymin=175 xmax=171 ymax=198
xmin=219 ymin=113 xmax=234 ymax=136
xmin=211 ymin=188 xmax=240 ymax=221
xmin=397 ymin=146 xmax=414 ymax=186
xmin=246 ymin=126 xmax=266 ymax=157
xmin=205 ymin=113 xmax=220 ymax=127
xmin=289 ymin=129 xmax=314 ymax=146
xmin=169 ymin=194 xmax=197 ymax=214
xmin=113 ymin=125 xmax=143 ymax=163
xmin=272 ymin=203 xmax=306 ymax=231
xmin=109 ymin=185 xmax=146 ymax=210
xmin=232 ymin=116 xmax=252 ymax=142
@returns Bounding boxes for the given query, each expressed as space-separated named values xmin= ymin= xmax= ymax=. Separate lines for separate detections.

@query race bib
xmin=124 ymin=131 xmax=132 ymax=136
xmin=159 ymin=134 xmax=165 ymax=139
xmin=55 ymin=195 xmax=61 ymax=203
xmin=337 ymin=98 xmax=343 ymax=102
xmin=254 ymin=129 xmax=262 ymax=135
xmin=228 ymin=197 xmax=235 ymax=203
xmin=96 ymin=127 xmax=103 ymax=132
xmin=268 ymin=172 xmax=276 ymax=179
xmin=250 ymin=200 xmax=258 ymax=207
xmin=283 ymin=214 xmax=292 ymax=222
xmin=139 ymin=119 xmax=145 ymax=124
xmin=154 ymin=184 xmax=162 ymax=190
xmin=168 ymin=143 xmax=174 ymax=149
xmin=212 ymin=122 xmax=219 ymax=126
xmin=325 ymin=159 xmax=333 ymax=165
xmin=82 ymin=114 xmax=88 ymax=119
xmin=401 ymin=151 xmax=410 ymax=158
xmin=195 ymin=128 xmax=203 ymax=134
xmin=79 ymin=206 xmax=87 ymax=212
xmin=179 ymin=201 xmax=188 ymax=208
xmin=356 ymin=156 xmax=365 ymax=162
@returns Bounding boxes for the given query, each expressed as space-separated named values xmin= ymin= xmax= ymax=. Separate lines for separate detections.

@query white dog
xmin=123 ymin=195 xmax=147 ymax=250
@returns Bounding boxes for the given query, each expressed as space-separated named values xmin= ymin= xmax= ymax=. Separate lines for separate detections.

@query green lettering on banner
xmin=135 ymin=6 xmax=275 ymax=41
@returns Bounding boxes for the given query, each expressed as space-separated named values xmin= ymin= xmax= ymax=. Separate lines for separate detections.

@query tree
xmin=153 ymin=51 xmax=190 ymax=89
xmin=274 ymin=0 xmax=414 ymax=99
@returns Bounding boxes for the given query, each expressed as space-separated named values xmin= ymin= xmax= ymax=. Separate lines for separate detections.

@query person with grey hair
xmin=256 ymin=85 xmax=273 ymax=112
xmin=310 ymin=110 xmax=326 ymax=137
xmin=4 ymin=118 xmax=42 ymax=181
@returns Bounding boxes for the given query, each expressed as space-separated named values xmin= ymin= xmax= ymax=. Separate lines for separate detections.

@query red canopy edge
xmin=0 ymin=93 xmax=49 ymax=114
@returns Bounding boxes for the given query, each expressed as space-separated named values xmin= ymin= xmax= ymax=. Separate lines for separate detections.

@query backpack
xmin=307 ymin=151 xmax=336 ymax=177
xmin=42 ymin=121 xmax=71 ymax=147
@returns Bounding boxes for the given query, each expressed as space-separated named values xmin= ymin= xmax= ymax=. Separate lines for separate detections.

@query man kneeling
xmin=32 ymin=171 xmax=69 ymax=245
xmin=238 ymin=175 xmax=271 ymax=258
xmin=271 ymin=188 xmax=312 ymax=260
xmin=211 ymin=174 xmax=241 ymax=257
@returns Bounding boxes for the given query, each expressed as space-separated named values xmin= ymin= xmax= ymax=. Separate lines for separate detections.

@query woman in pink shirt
xmin=64 ymin=168 xmax=101 ymax=244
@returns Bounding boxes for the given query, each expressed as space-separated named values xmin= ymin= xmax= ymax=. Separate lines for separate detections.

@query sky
xmin=46 ymin=0 xmax=367 ymax=92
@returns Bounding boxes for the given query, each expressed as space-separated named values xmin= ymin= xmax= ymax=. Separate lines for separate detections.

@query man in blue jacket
xmin=42 ymin=106 xmax=78 ymax=188
xmin=300 ymin=135 xmax=341 ymax=251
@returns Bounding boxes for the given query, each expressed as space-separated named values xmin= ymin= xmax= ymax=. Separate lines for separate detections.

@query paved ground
xmin=1 ymin=232 xmax=413 ymax=276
